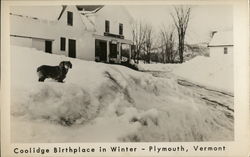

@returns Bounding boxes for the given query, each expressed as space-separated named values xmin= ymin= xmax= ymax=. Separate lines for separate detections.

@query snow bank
xmin=11 ymin=46 xmax=233 ymax=142
xmin=139 ymin=55 xmax=233 ymax=94
xmin=138 ymin=62 xmax=178 ymax=72
xmin=174 ymin=55 xmax=233 ymax=94
xmin=12 ymin=83 xmax=95 ymax=126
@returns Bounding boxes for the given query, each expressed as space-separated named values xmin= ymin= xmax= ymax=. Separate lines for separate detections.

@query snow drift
xmin=139 ymin=55 xmax=233 ymax=94
xmin=174 ymin=56 xmax=233 ymax=94
xmin=11 ymin=46 xmax=233 ymax=142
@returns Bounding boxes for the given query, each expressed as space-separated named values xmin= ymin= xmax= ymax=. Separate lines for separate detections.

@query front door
xmin=68 ymin=39 xmax=76 ymax=58
xmin=45 ymin=40 xmax=52 ymax=53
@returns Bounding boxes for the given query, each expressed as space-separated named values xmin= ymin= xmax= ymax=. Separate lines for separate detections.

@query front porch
xmin=94 ymin=34 xmax=133 ymax=64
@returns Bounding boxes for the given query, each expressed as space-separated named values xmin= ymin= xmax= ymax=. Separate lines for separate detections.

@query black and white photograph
xmin=9 ymin=4 xmax=235 ymax=143
xmin=1 ymin=0 xmax=250 ymax=156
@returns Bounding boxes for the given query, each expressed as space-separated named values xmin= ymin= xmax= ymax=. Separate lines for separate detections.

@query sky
xmin=10 ymin=5 xmax=233 ymax=45
xmin=10 ymin=6 xmax=62 ymax=21
xmin=125 ymin=5 xmax=233 ymax=44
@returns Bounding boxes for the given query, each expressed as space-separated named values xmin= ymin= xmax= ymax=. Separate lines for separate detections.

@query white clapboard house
xmin=10 ymin=5 xmax=133 ymax=63
xmin=208 ymin=30 xmax=233 ymax=58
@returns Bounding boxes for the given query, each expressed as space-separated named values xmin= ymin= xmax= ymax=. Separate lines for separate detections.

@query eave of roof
xmin=58 ymin=5 xmax=67 ymax=20
xmin=10 ymin=6 xmax=62 ymax=21
xmin=208 ymin=31 xmax=233 ymax=46
xmin=57 ymin=5 xmax=104 ymax=20
xmin=208 ymin=45 xmax=233 ymax=47
xmin=76 ymin=5 xmax=104 ymax=12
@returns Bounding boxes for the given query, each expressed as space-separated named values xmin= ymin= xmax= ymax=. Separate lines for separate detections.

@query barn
xmin=10 ymin=5 xmax=133 ymax=63
xmin=208 ymin=31 xmax=233 ymax=58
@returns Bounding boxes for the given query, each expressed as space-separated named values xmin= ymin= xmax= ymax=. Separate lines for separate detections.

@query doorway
xmin=109 ymin=43 xmax=117 ymax=59
xmin=95 ymin=39 xmax=107 ymax=62
xmin=45 ymin=40 xmax=52 ymax=53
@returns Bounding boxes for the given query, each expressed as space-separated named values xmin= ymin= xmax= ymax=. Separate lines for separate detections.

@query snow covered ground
xmin=139 ymin=55 xmax=234 ymax=94
xmin=11 ymin=46 xmax=233 ymax=142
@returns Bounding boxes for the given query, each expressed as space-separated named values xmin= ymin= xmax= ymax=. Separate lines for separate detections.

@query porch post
xmin=107 ymin=40 xmax=110 ymax=62
xmin=128 ymin=44 xmax=132 ymax=63
xmin=117 ymin=42 xmax=121 ymax=63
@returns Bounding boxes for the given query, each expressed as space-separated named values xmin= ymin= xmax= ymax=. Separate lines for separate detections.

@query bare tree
xmin=143 ymin=24 xmax=153 ymax=63
xmin=160 ymin=25 xmax=176 ymax=63
xmin=131 ymin=21 xmax=147 ymax=63
xmin=171 ymin=6 xmax=191 ymax=63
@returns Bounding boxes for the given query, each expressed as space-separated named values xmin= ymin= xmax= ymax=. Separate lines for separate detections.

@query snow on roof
xmin=80 ymin=14 xmax=95 ymax=31
xmin=209 ymin=31 xmax=233 ymax=46
xmin=10 ymin=6 xmax=63 ymax=21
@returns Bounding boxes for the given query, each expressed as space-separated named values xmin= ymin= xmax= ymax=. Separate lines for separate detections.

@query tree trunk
xmin=179 ymin=37 xmax=185 ymax=63
xmin=148 ymin=52 xmax=151 ymax=64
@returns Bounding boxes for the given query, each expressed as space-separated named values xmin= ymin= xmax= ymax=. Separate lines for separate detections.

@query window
xmin=119 ymin=23 xmax=123 ymax=35
xmin=105 ymin=20 xmax=110 ymax=33
xmin=60 ymin=37 xmax=66 ymax=51
xmin=224 ymin=47 xmax=228 ymax=54
xmin=67 ymin=11 xmax=73 ymax=26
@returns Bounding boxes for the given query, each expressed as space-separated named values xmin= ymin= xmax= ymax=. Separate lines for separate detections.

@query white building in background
xmin=10 ymin=5 xmax=133 ymax=63
xmin=208 ymin=30 xmax=233 ymax=58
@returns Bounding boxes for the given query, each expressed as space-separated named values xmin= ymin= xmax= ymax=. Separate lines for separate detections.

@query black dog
xmin=37 ymin=61 xmax=72 ymax=82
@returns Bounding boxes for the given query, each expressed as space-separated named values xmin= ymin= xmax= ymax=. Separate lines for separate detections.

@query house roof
xmin=209 ymin=31 xmax=233 ymax=46
xmin=10 ymin=6 xmax=62 ymax=21
xmin=58 ymin=5 xmax=67 ymax=20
